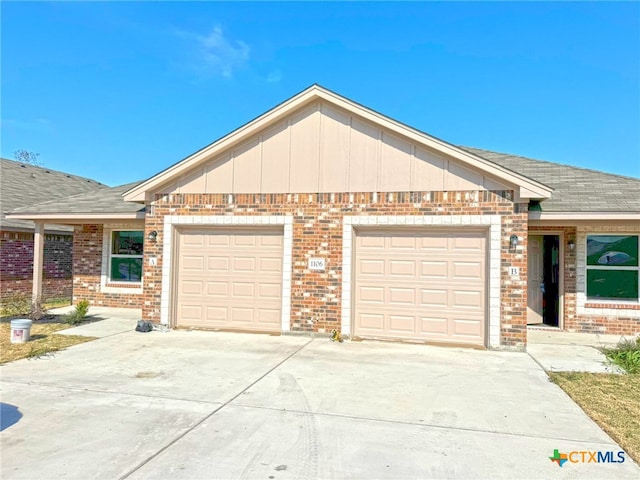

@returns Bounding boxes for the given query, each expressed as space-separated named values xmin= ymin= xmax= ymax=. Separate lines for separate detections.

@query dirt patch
xmin=134 ymin=371 xmax=162 ymax=378
xmin=0 ymin=316 xmax=96 ymax=364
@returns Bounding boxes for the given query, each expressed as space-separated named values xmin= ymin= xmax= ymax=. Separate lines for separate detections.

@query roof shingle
xmin=461 ymin=147 xmax=640 ymax=213
xmin=0 ymin=158 xmax=105 ymax=231
xmin=9 ymin=181 xmax=145 ymax=216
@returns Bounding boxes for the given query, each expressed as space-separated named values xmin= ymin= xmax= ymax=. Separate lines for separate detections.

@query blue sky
xmin=2 ymin=2 xmax=639 ymax=186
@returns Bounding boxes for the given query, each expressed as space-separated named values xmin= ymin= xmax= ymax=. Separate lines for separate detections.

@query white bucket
xmin=10 ymin=319 xmax=33 ymax=344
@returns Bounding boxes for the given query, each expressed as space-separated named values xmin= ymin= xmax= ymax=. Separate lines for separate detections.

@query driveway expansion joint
xmin=0 ymin=378 xmax=227 ymax=405
xmin=117 ymin=337 xmax=315 ymax=480
xmin=228 ymin=402 xmax=619 ymax=447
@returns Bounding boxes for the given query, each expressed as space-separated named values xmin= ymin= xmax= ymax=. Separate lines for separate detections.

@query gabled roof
xmin=0 ymin=158 xmax=105 ymax=231
xmin=123 ymin=84 xmax=552 ymax=202
xmin=8 ymin=181 xmax=145 ymax=223
xmin=464 ymin=147 xmax=640 ymax=218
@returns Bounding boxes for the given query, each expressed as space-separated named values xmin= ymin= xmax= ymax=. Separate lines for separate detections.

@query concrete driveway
xmin=1 ymin=328 xmax=638 ymax=479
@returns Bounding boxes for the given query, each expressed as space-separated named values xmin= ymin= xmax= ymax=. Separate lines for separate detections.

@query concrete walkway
xmin=1 ymin=309 xmax=638 ymax=479
xmin=527 ymin=328 xmax=632 ymax=374
xmin=49 ymin=306 xmax=142 ymax=338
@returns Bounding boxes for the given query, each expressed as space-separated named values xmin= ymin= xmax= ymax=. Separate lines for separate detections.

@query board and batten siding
xmin=166 ymin=101 xmax=510 ymax=195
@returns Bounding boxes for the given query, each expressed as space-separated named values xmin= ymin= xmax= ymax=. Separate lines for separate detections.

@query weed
xmin=603 ymin=337 xmax=640 ymax=374
xmin=63 ymin=300 xmax=91 ymax=325
xmin=330 ymin=329 xmax=344 ymax=342
xmin=27 ymin=343 xmax=52 ymax=359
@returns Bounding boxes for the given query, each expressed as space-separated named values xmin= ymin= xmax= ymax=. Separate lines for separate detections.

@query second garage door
xmin=354 ymin=229 xmax=486 ymax=346
xmin=175 ymin=228 xmax=283 ymax=331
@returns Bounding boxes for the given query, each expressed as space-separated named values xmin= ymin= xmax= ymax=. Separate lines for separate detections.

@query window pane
xmin=112 ymin=231 xmax=144 ymax=255
xmin=587 ymin=235 xmax=638 ymax=266
xmin=111 ymin=257 xmax=143 ymax=282
xmin=587 ymin=270 xmax=639 ymax=300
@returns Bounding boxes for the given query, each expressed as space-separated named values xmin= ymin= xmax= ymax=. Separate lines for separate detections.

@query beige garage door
xmin=354 ymin=229 xmax=486 ymax=345
xmin=175 ymin=228 xmax=283 ymax=331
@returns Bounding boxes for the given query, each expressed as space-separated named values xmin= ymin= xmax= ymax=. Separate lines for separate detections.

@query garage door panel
xmin=452 ymin=261 xmax=483 ymax=279
xmin=180 ymin=305 xmax=202 ymax=322
xmin=205 ymin=306 xmax=228 ymax=322
xmin=355 ymin=229 xmax=486 ymax=346
xmin=232 ymin=282 xmax=255 ymax=297
xmin=359 ymin=235 xmax=385 ymax=249
xmin=181 ymin=281 xmax=203 ymax=296
xmin=357 ymin=313 xmax=385 ymax=331
xmin=230 ymin=307 xmax=254 ymax=324
xmin=207 ymin=234 xmax=230 ymax=247
xmin=421 ymin=261 xmax=448 ymax=278
xmin=182 ymin=256 xmax=205 ymax=271
xmin=208 ymin=256 xmax=230 ymax=272
xmin=183 ymin=234 xmax=205 ymax=247
xmin=359 ymin=286 xmax=385 ymax=303
xmin=419 ymin=316 xmax=448 ymax=334
xmin=419 ymin=235 xmax=448 ymax=250
xmin=452 ymin=318 xmax=483 ymax=337
xmin=420 ymin=289 xmax=448 ymax=307
xmin=259 ymin=257 xmax=282 ymax=273
xmin=388 ymin=315 xmax=415 ymax=333
xmin=453 ymin=236 xmax=484 ymax=251
xmin=260 ymin=234 xmax=284 ymax=247
xmin=233 ymin=257 xmax=256 ymax=272
xmin=389 ymin=260 xmax=415 ymax=277
xmin=256 ymin=309 xmax=280 ymax=326
xmin=389 ymin=287 xmax=415 ymax=305
xmin=258 ymin=282 xmax=281 ymax=299
xmin=176 ymin=228 xmax=283 ymax=331
xmin=359 ymin=259 xmax=385 ymax=275
xmin=453 ymin=290 xmax=483 ymax=309
xmin=233 ymin=235 xmax=258 ymax=247
xmin=389 ymin=236 xmax=416 ymax=249
xmin=206 ymin=281 xmax=228 ymax=296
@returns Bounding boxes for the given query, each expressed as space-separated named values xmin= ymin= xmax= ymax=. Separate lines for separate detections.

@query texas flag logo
xmin=550 ymin=449 xmax=568 ymax=467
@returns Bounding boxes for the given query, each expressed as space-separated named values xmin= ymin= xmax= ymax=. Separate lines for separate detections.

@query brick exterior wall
xmin=72 ymin=225 xmax=143 ymax=308
xmin=0 ymin=230 xmax=73 ymax=300
xmin=529 ymin=225 xmax=640 ymax=336
xmin=501 ymin=204 xmax=529 ymax=348
xmin=141 ymin=190 xmax=529 ymax=348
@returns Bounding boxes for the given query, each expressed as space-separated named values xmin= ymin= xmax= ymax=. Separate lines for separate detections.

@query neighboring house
xmin=8 ymin=86 xmax=640 ymax=348
xmin=0 ymin=158 xmax=105 ymax=301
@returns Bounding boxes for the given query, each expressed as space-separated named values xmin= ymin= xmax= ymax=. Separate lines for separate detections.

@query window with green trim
xmin=586 ymin=235 xmax=639 ymax=301
xmin=110 ymin=231 xmax=143 ymax=282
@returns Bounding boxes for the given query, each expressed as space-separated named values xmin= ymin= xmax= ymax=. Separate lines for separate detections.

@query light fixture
xmin=568 ymin=239 xmax=576 ymax=251
xmin=147 ymin=230 xmax=158 ymax=242
xmin=509 ymin=234 xmax=519 ymax=250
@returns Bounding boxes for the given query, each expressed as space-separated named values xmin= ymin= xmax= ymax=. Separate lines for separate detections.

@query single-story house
xmin=0 ymin=158 xmax=104 ymax=301
xmin=8 ymin=85 xmax=640 ymax=348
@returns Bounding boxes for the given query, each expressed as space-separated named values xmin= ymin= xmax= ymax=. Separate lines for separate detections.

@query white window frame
xmin=100 ymin=226 xmax=144 ymax=294
xmin=585 ymin=234 xmax=639 ymax=302
xmin=576 ymin=228 xmax=640 ymax=319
